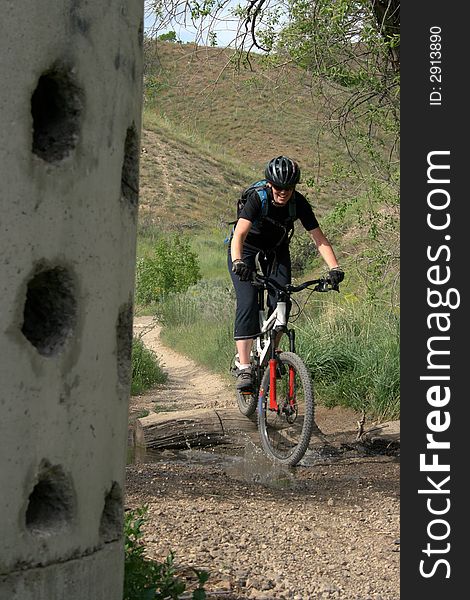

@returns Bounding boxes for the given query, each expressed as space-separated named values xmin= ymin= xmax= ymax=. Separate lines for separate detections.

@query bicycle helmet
xmin=264 ymin=156 xmax=300 ymax=189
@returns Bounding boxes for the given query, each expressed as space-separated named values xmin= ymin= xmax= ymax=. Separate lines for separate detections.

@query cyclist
xmin=229 ymin=155 xmax=344 ymax=391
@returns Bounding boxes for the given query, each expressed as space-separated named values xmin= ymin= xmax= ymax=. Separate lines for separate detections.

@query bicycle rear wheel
xmin=236 ymin=388 xmax=258 ymax=417
xmin=232 ymin=355 xmax=258 ymax=417
xmin=257 ymin=351 xmax=314 ymax=466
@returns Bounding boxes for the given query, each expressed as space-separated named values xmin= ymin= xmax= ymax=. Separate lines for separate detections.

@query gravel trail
xmin=126 ymin=317 xmax=400 ymax=599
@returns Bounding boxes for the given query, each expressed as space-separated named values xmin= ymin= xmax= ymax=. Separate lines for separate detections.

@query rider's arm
xmin=308 ymin=226 xmax=340 ymax=269
xmin=231 ymin=218 xmax=252 ymax=261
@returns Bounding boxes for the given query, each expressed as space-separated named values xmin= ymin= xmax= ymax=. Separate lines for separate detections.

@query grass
xmin=188 ymin=230 xmax=232 ymax=280
xmin=139 ymin=39 xmax=398 ymax=246
xmin=153 ymin=271 xmax=400 ymax=421
xmin=296 ymin=300 xmax=400 ymax=420
xmin=131 ymin=336 xmax=168 ymax=396
xmin=143 ymin=42 xmax=350 ymax=182
xmin=139 ymin=111 xmax=256 ymax=231
xmin=156 ymin=278 xmax=236 ymax=377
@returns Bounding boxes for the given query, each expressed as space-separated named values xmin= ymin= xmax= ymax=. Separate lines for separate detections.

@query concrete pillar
xmin=0 ymin=2 xmax=144 ymax=598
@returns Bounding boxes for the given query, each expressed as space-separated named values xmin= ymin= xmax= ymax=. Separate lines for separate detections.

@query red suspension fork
xmin=269 ymin=358 xmax=278 ymax=410
xmin=289 ymin=366 xmax=295 ymax=404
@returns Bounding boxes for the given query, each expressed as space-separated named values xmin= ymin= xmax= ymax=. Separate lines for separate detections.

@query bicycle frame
xmin=255 ymin=286 xmax=294 ymax=412
xmin=252 ymin=274 xmax=337 ymax=412
xmin=256 ymin=301 xmax=288 ymax=366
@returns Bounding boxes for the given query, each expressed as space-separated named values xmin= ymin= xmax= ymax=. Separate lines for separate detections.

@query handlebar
xmin=252 ymin=274 xmax=340 ymax=294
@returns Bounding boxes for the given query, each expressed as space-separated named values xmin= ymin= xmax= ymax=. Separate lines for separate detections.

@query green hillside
xmin=140 ymin=41 xmax=357 ymax=225
xmin=139 ymin=40 xmax=399 ymax=303
xmin=139 ymin=114 xmax=255 ymax=230
xmin=144 ymin=42 xmax=334 ymax=165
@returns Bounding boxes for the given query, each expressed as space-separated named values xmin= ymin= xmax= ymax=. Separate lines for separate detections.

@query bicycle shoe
xmin=236 ymin=367 xmax=253 ymax=391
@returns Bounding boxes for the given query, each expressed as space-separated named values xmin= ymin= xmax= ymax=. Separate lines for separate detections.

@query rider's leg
xmin=228 ymin=250 xmax=260 ymax=343
xmin=236 ymin=338 xmax=254 ymax=365
xmin=228 ymin=249 xmax=259 ymax=389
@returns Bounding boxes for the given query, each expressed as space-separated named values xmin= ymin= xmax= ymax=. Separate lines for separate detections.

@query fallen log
xmin=134 ymin=408 xmax=258 ymax=450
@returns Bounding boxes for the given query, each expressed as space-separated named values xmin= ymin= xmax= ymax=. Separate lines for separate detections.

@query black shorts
xmin=228 ymin=245 xmax=291 ymax=340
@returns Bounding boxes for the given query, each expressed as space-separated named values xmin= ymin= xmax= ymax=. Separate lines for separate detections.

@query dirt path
xmin=126 ymin=316 xmax=400 ymax=600
xmin=131 ymin=316 xmax=233 ymax=417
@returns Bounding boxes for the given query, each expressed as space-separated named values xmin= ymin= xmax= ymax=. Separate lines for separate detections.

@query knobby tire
xmin=232 ymin=351 xmax=258 ymax=416
xmin=257 ymin=351 xmax=314 ymax=466
xmin=236 ymin=388 xmax=257 ymax=417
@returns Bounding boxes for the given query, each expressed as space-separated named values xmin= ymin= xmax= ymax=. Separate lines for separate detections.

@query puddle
xmin=221 ymin=441 xmax=297 ymax=489
xmin=127 ymin=438 xmax=359 ymax=490
xmin=127 ymin=434 xmax=399 ymax=489
xmin=127 ymin=440 xmax=300 ymax=490
xmin=127 ymin=444 xmax=230 ymax=466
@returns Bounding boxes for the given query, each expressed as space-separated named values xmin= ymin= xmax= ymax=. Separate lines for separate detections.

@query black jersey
xmin=238 ymin=188 xmax=319 ymax=251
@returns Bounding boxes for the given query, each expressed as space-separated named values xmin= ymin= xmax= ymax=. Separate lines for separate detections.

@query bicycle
xmin=231 ymin=273 xmax=340 ymax=466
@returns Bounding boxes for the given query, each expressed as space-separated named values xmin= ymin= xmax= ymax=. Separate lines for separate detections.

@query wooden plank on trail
xmin=134 ymin=408 xmax=258 ymax=450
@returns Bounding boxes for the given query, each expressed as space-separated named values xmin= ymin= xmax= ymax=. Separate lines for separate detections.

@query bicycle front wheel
xmin=257 ymin=351 xmax=314 ymax=466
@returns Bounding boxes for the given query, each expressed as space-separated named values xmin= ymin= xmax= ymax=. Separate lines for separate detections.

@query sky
xmin=144 ymin=1 xmax=241 ymax=48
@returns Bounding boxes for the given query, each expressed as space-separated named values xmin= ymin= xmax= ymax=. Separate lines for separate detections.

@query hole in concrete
xmin=121 ymin=125 xmax=139 ymax=209
xmin=26 ymin=462 xmax=75 ymax=535
xmin=31 ymin=66 xmax=83 ymax=162
xmin=116 ymin=302 xmax=133 ymax=388
xmin=22 ymin=266 xmax=77 ymax=356
xmin=99 ymin=482 xmax=123 ymax=543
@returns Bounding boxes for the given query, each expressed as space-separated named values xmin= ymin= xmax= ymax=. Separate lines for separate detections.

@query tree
xmin=158 ymin=30 xmax=177 ymax=42
xmin=274 ymin=1 xmax=400 ymax=137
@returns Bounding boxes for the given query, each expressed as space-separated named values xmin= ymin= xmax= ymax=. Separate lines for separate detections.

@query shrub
xmin=124 ymin=506 xmax=209 ymax=600
xmin=131 ymin=336 xmax=167 ymax=395
xmin=136 ymin=237 xmax=201 ymax=306
xmin=155 ymin=279 xmax=234 ymax=326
